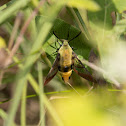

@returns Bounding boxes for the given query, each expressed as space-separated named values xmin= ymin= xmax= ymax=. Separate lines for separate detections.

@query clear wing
xmin=44 ymin=53 xmax=60 ymax=85
xmin=72 ymin=51 xmax=97 ymax=83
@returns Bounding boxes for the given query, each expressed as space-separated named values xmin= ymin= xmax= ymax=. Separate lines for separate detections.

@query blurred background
xmin=0 ymin=0 xmax=126 ymax=126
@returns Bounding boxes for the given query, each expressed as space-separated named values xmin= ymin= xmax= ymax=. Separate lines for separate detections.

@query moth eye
xmin=69 ymin=76 xmax=71 ymax=79
xmin=62 ymin=77 xmax=64 ymax=81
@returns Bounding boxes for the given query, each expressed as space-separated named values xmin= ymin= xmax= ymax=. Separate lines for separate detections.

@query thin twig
xmin=37 ymin=108 xmax=47 ymax=126
xmin=67 ymin=82 xmax=82 ymax=97
xmin=84 ymin=86 xmax=94 ymax=96
xmin=8 ymin=12 xmax=23 ymax=50
xmin=5 ymin=0 xmax=46 ymax=67
xmin=49 ymin=96 xmax=69 ymax=100
xmin=82 ymin=59 xmax=121 ymax=88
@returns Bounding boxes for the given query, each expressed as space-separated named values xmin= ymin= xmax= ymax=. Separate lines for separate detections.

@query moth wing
xmin=44 ymin=53 xmax=60 ymax=85
xmin=72 ymin=51 xmax=97 ymax=83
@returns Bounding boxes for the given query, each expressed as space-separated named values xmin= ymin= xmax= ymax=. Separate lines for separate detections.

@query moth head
xmin=63 ymin=40 xmax=69 ymax=46
xmin=53 ymin=31 xmax=81 ymax=46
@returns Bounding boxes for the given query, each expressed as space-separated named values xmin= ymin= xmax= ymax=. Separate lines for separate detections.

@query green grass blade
xmin=73 ymin=8 xmax=91 ymax=40
xmin=0 ymin=109 xmax=16 ymax=126
xmin=37 ymin=61 xmax=45 ymax=126
xmin=4 ymin=3 xmax=63 ymax=126
xmin=0 ymin=90 xmax=72 ymax=105
xmin=0 ymin=4 xmax=7 ymax=11
xmin=24 ymin=8 xmax=37 ymax=40
xmin=28 ymin=74 xmax=64 ymax=126
xmin=21 ymin=83 xmax=27 ymax=126
xmin=0 ymin=109 xmax=7 ymax=121
xmin=0 ymin=0 xmax=30 ymax=24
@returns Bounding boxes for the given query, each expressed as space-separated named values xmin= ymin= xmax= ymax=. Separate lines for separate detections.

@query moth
xmin=44 ymin=31 xmax=96 ymax=85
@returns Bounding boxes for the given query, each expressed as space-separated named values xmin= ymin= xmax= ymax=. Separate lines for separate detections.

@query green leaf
xmin=88 ymin=0 xmax=117 ymax=28
xmin=66 ymin=0 xmax=101 ymax=11
xmin=112 ymin=0 xmax=126 ymax=13
xmin=4 ymin=3 xmax=63 ymax=126
xmin=42 ymin=18 xmax=93 ymax=61
xmin=0 ymin=0 xmax=30 ymax=24
xmin=113 ymin=19 xmax=126 ymax=36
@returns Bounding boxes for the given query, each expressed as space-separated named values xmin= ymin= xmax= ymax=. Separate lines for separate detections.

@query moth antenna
xmin=53 ymin=31 xmax=60 ymax=39
xmin=57 ymin=38 xmax=62 ymax=47
xmin=67 ymin=26 xmax=71 ymax=40
xmin=68 ymin=31 xmax=81 ymax=43
xmin=47 ymin=42 xmax=57 ymax=50
xmin=53 ymin=31 xmax=62 ymax=46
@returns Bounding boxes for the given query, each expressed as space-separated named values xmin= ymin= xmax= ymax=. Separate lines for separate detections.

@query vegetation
xmin=0 ymin=0 xmax=126 ymax=126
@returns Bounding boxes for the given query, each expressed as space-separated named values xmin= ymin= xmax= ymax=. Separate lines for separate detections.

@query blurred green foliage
xmin=0 ymin=0 xmax=126 ymax=126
